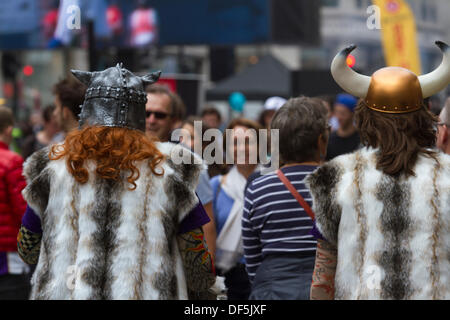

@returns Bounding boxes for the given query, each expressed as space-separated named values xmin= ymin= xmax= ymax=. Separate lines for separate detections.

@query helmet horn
xmin=330 ymin=44 xmax=371 ymax=98
xmin=71 ymin=70 xmax=95 ymax=86
xmin=418 ymin=41 xmax=450 ymax=98
xmin=141 ymin=71 xmax=162 ymax=86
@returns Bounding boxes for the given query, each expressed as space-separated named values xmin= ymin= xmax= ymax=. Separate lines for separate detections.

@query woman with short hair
xmin=243 ymin=97 xmax=329 ymax=300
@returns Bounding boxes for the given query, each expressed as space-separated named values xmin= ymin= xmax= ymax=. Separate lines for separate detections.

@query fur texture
xmin=306 ymin=147 xmax=450 ymax=300
xmin=22 ymin=142 xmax=204 ymax=300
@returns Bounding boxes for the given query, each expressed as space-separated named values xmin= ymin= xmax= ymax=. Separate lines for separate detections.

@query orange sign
xmin=372 ymin=0 xmax=421 ymax=75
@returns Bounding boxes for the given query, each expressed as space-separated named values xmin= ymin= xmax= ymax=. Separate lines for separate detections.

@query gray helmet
xmin=71 ymin=63 xmax=161 ymax=132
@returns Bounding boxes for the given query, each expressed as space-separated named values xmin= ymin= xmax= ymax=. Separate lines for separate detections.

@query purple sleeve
xmin=23 ymin=198 xmax=210 ymax=235
xmin=310 ymin=220 xmax=325 ymax=241
xmin=22 ymin=205 xmax=43 ymax=234
xmin=178 ymin=196 xmax=211 ymax=234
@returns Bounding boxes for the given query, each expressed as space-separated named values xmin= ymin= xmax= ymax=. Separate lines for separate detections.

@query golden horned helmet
xmin=331 ymin=41 xmax=450 ymax=114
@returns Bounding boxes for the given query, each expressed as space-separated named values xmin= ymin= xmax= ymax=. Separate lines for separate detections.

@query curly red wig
xmin=50 ymin=126 xmax=165 ymax=190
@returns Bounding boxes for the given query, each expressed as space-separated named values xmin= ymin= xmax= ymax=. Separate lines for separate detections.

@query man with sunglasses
xmin=437 ymin=97 xmax=450 ymax=155
xmin=145 ymin=84 xmax=185 ymax=142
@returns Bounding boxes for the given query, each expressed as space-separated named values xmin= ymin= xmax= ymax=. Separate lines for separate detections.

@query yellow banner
xmin=372 ymin=0 xmax=421 ymax=75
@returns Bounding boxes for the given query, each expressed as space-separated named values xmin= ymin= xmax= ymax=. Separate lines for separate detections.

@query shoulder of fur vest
xmin=156 ymin=142 xmax=206 ymax=189
xmin=22 ymin=146 xmax=52 ymax=184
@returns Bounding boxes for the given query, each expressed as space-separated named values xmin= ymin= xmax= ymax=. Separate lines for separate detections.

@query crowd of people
xmin=1 ymin=42 xmax=450 ymax=300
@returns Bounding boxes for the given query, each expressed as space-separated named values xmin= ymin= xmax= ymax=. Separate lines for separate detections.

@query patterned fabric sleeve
xmin=17 ymin=225 xmax=42 ymax=265
xmin=177 ymin=227 xmax=216 ymax=293
xmin=17 ymin=206 xmax=43 ymax=265
xmin=310 ymin=239 xmax=337 ymax=300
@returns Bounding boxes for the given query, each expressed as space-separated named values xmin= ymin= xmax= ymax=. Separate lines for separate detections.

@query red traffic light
xmin=346 ymin=54 xmax=356 ymax=68
xmin=23 ymin=65 xmax=34 ymax=76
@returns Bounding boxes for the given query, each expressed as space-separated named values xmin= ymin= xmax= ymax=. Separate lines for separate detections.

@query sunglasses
xmin=146 ymin=111 xmax=171 ymax=119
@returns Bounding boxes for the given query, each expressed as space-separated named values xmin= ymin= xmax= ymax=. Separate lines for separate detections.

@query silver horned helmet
xmin=71 ymin=63 xmax=161 ymax=132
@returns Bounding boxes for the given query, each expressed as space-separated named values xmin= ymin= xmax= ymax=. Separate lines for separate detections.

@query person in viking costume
xmin=16 ymin=64 xmax=216 ymax=299
xmin=307 ymin=41 xmax=450 ymax=300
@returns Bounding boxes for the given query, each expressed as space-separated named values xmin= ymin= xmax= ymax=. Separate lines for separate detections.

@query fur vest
xmin=22 ymin=142 xmax=203 ymax=300
xmin=306 ymin=147 xmax=450 ymax=300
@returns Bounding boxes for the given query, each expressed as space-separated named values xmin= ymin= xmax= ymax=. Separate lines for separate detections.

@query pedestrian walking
xmin=0 ymin=106 xmax=30 ymax=299
xmin=243 ymin=97 xmax=329 ymax=300
xmin=211 ymin=118 xmax=262 ymax=300
xmin=17 ymin=64 xmax=216 ymax=299
xmin=308 ymin=41 xmax=450 ymax=300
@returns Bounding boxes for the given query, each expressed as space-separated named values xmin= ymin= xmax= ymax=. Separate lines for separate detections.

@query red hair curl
xmin=50 ymin=126 xmax=165 ymax=190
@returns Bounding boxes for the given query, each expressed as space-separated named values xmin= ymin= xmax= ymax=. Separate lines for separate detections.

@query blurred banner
xmin=53 ymin=0 xmax=80 ymax=46
xmin=373 ymin=0 xmax=421 ymax=75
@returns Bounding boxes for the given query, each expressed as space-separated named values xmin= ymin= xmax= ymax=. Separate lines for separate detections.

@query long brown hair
xmin=50 ymin=126 xmax=165 ymax=190
xmin=354 ymin=100 xmax=438 ymax=177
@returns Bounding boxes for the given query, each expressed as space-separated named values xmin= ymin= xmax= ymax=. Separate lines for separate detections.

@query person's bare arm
xmin=177 ymin=227 xmax=216 ymax=293
xmin=201 ymin=202 xmax=216 ymax=260
xmin=310 ymin=239 xmax=337 ymax=300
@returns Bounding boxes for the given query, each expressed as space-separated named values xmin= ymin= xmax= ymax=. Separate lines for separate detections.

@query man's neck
xmin=337 ymin=125 xmax=356 ymax=138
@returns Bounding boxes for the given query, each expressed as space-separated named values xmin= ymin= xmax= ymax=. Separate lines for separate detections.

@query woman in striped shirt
xmin=243 ymin=97 xmax=329 ymax=300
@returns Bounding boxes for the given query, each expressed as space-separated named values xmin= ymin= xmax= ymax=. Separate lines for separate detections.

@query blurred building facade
xmin=206 ymin=0 xmax=450 ymax=121
xmin=205 ymin=0 xmax=450 ymax=79
xmin=1 ymin=0 xmax=449 ymax=122
xmin=314 ymin=0 xmax=450 ymax=74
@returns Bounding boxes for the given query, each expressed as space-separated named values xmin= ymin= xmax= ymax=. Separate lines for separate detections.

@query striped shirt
xmin=242 ymin=165 xmax=317 ymax=281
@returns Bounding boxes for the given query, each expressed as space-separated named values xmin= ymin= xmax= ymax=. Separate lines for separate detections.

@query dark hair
xmin=201 ymin=106 xmax=221 ymax=121
xmin=258 ymin=109 xmax=276 ymax=128
xmin=183 ymin=115 xmax=204 ymax=128
xmin=0 ymin=105 xmax=14 ymax=132
xmin=53 ymin=79 xmax=86 ymax=118
xmin=145 ymin=84 xmax=186 ymax=121
xmin=42 ymin=104 xmax=55 ymax=123
xmin=354 ymin=100 xmax=438 ymax=177
xmin=316 ymin=94 xmax=336 ymax=111
xmin=429 ymin=95 xmax=442 ymax=116
xmin=271 ymin=96 xmax=328 ymax=164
